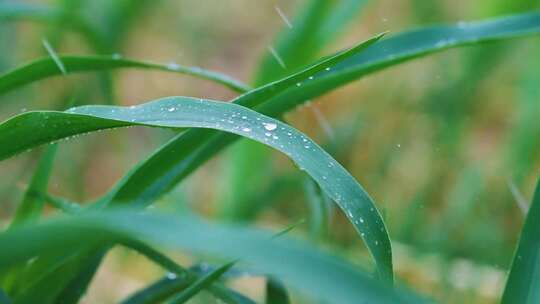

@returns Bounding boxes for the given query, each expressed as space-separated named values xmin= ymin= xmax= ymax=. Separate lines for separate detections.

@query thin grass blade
xmin=501 ymin=178 xmax=540 ymax=303
xmin=168 ymin=261 xmax=235 ymax=304
xmin=9 ymin=145 xmax=57 ymax=227
xmin=0 ymin=56 xmax=249 ymax=96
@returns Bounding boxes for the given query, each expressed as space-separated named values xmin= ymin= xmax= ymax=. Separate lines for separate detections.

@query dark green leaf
xmin=501 ymin=178 xmax=540 ymax=303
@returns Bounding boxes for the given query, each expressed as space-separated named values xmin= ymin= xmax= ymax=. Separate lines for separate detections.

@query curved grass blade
xmin=0 ymin=210 xmax=423 ymax=303
xmin=103 ymin=12 xmax=540 ymax=217
xmin=257 ymin=11 xmax=540 ymax=117
xmin=11 ymin=12 xmax=540 ymax=292
xmin=0 ymin=55 xmax=250 ymax=96
xmin=241 ymin=0 xmax=367 ymax=221
xmin=501 ymin=178 xmax=540 ymax=303
xmin=7 ymin=13 xmax=540 ymax=297
xmin=122 ymin=219 xmax=305 ymax=304
xmin=96 ymin=34 xmax=384 ymax=212
xmin=0 ymin=96 xmax=392 ymax=282
xmin=168 ymin=261 xmax=235 ymax=304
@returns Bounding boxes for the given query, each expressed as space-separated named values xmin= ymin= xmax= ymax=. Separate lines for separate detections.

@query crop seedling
xmin=0 ymin=0 xmax=540 ymax=303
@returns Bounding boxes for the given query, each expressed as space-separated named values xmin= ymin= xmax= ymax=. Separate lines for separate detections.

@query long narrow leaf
xmin=0 ymin=210 xmax=423 ymax=303
xmin=0 ymin=56 xmax=250 ymax=95
xmin=501 ymin=178 xmax=540 ymax=303
xmin=0 ymin=96 xmax=393 ymax=282
xmin=103 ymin=13 xmax=540 ymax=220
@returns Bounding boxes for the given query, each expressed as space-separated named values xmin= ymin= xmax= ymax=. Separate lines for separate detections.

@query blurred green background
xmin=1 ymin=0 xmax=540 ymax=302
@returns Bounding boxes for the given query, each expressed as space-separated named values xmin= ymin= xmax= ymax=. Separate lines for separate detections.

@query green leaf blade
xmin=10 ymin=144 xmax=57 ymax=227
xmin=502 ymin=178 xmax=540 ymax=304
xmin=0 ymin=96 xmax=393 ymax=282
xmin=0 ymin=56 xmax=250 ymax=96
xmin=168 ymin=262 xmax=234 ymax=304
xmin=0 ymin=210 xmax=421 ymax=303
xmin=257 ymin=11 xmax=540 ymax=116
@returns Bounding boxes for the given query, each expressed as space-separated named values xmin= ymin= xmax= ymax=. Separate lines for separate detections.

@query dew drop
xmin=242 ymin=127 xmax=251 ymax=132
xmin=435 ymin=40 xmax=447 ymax=48
xmin=166 ymin=272 xmax=178 ymax=280
xmin=167 ymin=107 xmax=176 ymax=112
xmin=263 ymin=122 xmax=277 ymax=131
xmin=167 ymin=62 xmax=180 ymax=70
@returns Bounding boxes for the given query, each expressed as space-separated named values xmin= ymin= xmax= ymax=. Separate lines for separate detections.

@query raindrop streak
xmin=274 ymin=5 xmax=293 ymax=29
xmin=268 ymin=46 xmax=287 ymax=69
xmin=263 ymin=122 xmax=277 ymax=131
xmin=308 ymin=103 xmax=335 ymax=139
xmin=507 ymin=179 xmax=529 ymax=215
xmin=42 ymin=38 xmax=67 ymax=75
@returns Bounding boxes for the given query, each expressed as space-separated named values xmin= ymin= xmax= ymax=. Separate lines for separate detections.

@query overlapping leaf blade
xmin=0 ymin=210 xmax=422 ymax=304
xmin=0 ymin=96 xmax=392 ymax=281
